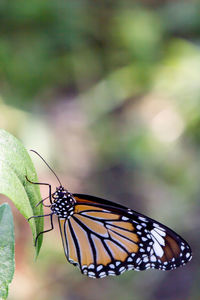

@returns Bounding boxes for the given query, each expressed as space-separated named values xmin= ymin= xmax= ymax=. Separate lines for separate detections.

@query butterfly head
xmin=51 ymin=186 xmax=76 ymax=218
xmin=53 ymin=186 xmax=68 ymax=199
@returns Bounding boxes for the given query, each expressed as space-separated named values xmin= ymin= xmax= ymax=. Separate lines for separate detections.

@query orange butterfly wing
xmin=58 ymin=194 xmax=192 ymax=278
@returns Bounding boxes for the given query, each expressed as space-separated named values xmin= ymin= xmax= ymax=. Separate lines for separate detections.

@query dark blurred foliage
xmin=0 ymin=0 xmax=199 ymax=107
xmin=0 ymin=1 xmax=200 ymax=300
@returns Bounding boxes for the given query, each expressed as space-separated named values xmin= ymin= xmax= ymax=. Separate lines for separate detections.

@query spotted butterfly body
xmin=47 ymin=186 xmax=192 ymax=278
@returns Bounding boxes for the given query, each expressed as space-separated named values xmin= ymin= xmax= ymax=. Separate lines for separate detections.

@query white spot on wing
xmin=136 ymin=225 xmax=142 ymax=230
xmin=88 ymin=271 xmax=95 ymax=276
xmin=108 ymin=270 xmax=116 ymax=275
xmin=109 ymin=264 xmax=115 ymax=269
xmin=127 ymin=257 xmax=133 ymax=262
xmin=153 ymin=223 xmax=165 ymax=229
xmin=150 ymin=255 xmax=157 ymax=262
xmin=151 ymin=229 xmax=165 ymax=246
xmin=143 ymin=256 xmax=149 ymax=262
xmin=151 ymin=236 xmax=164 ymax=257
xmin=99 ymin=272 xmax=106 ymax=278
xmin=154 ymin=227 xmax=166 ymax=236
xmin=186 ymin=252 xmax=190 ymax=258
xmin=138 ymin=216 xmax=147 ymax=222
xmin=119 ymin=266 xmax=126 ymax=273
xmin=97 ymin=265 xmax=103 ymax=272
xmin=188 ymin=256 xmax=192 ymax=261
xmin=88 ymin=264 xmax=94 ymax=269
xmin=122 ymin=216 xmax=129 ymax=221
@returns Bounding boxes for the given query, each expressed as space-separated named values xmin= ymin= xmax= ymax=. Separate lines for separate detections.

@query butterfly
xmin=28 ymin=151 xmax=192 ymax=279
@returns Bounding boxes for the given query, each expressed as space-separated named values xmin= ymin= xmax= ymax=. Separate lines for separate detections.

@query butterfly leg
xmin=28 ymin=213 xmax=53 ymax=221
xmin=35 ymin=196 xmax=51 ymax=208
xmin=34 ymin=214 xmax=54 ymax=246
xmin=26 ymin=176 xmax=55 ymax=246
xmin=25 ymin=175 xmax=52 ymax=204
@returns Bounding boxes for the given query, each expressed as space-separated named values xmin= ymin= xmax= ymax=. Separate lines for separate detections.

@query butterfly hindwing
xmin=58 ymin=194 xmax=192 ymax=278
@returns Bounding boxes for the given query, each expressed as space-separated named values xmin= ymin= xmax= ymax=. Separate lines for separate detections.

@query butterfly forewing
xmin=57 ymin=194 xmax=192 ymax=278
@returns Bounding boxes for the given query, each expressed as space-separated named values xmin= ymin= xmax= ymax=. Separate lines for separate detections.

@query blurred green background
xmin=0 ymin=0 xmax=199 ymax=299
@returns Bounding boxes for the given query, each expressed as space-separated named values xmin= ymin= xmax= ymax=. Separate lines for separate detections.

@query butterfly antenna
xmin=30 ymin=150 xmax=62 ymax=186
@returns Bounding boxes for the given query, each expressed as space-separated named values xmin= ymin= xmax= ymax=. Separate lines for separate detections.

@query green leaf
xmin=0 ymin=203 xmax=15 ymax=300
xmin=0 ymin=129 xmax=43 ymax=256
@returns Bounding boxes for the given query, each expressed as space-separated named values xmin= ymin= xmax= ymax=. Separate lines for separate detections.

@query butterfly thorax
xmin=51 ymin=186 xmax=76 ymax=218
